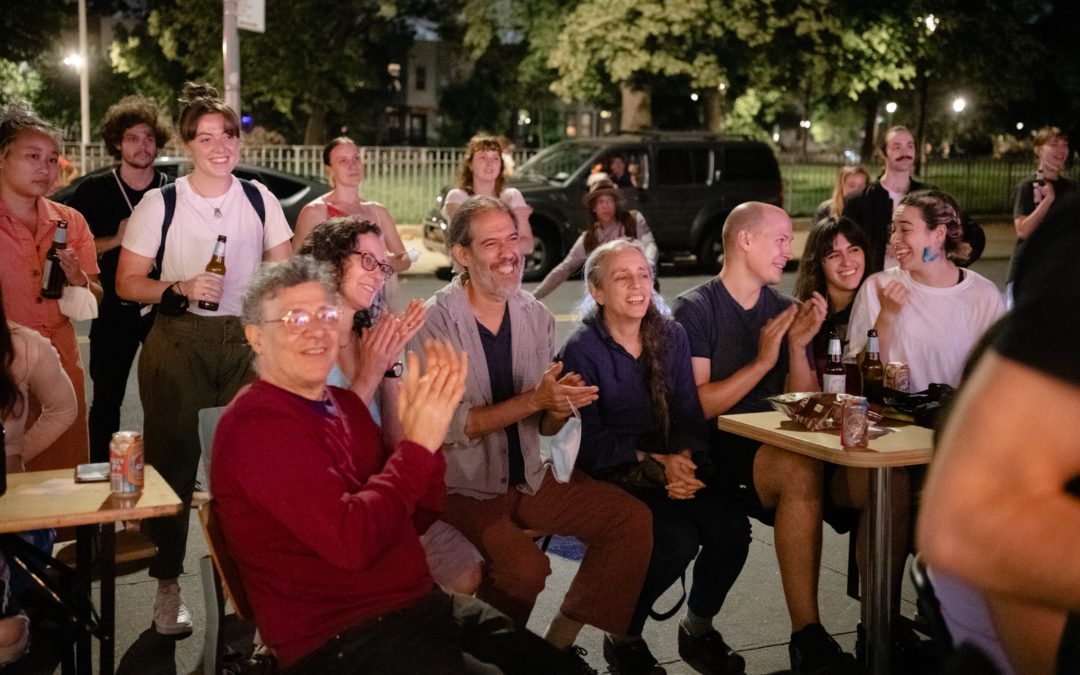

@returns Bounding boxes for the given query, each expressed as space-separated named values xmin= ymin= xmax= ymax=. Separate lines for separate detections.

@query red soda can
xmin=840 ymin=395 xmax=869 ymax=449
xmin=110 ymin=431 xmax=144 ymax=495
xmin=885 ymin=362 xmax=911 ymax=393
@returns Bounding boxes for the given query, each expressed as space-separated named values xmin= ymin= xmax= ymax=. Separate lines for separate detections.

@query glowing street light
xmin=924 ymin=14 xmax=939 ymax=33
xmin=1016 ymin=122 xmax=1024 ymax=131
xmin=63 ymin=53 xmax=84 ymax=70
xmin=885 ymin=101 xmax=898 ymax=114
xmin=690 ymin=93 xmax=699 ymax=102
xmin=952 ymin=97 xmax=966 ymax=114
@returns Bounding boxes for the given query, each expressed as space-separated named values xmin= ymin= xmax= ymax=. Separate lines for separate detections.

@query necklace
xmin=202 ymin=192 xmax=227 ymax=218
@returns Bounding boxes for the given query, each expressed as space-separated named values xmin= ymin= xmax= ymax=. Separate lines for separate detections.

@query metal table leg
xmin=866 ymin=466 xmax=894 ymax=675
xmin=74 ymin=525 xmax=92 ymax=675
xmin=100 ymin=523 xmax=115 ymax=674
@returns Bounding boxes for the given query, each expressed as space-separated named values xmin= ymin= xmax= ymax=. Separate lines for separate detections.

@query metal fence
xmin=63 ymin=141 xmax=1069 ymax=222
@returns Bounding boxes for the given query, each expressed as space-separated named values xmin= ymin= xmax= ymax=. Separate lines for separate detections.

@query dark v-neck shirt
xmin=477 ymin=307 xmax=525 ymax=485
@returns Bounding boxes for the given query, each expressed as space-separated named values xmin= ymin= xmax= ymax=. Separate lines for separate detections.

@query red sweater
xmin=211 ymin=379 xmax=444 ymax=667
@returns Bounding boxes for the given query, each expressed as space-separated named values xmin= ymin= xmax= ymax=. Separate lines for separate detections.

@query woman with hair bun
xmin=115 ymin=82 xmax=293 ymax=637
xmin=845 ymin=189 xmax=1004 ymax=391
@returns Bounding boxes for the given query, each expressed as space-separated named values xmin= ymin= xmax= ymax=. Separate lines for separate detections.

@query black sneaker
xmin=602 ymin=635 xmax=666 ymax=674
xmin=678 ymin=624 xmax=746 ymax=674
xmin=789 ymin=623 xmax=860 ymax=674
xmin=563 ymin=645 xmax=599 ymax=675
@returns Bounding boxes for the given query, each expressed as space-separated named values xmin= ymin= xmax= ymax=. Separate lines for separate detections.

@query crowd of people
xmin=0 ymin=84 xmax=1076 ymax=675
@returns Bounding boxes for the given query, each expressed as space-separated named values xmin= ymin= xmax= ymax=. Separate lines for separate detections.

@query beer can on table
xmin=885 ymin=362 xmax=911 ymax=393
xmin=841 ymin=396 xmax=869 ymax=449
xmin=110 ymin=431 xmax=144 ymax=495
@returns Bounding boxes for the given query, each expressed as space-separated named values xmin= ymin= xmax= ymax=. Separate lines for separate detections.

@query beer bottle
xmin=41 ymin=219 xmax=68 ymax=300
xmin=823 ymin=333 xmax=846 ymax=394
xmin=1033 ymin=169 xmax=1045 ymax=205
xmin=198 ymin=235 xmax=227 ymax=311
xmin=861 ymin=329 xmax=885 ymax=404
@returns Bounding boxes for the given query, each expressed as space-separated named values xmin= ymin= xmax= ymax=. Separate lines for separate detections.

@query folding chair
xmin=198 ymin=500 xmax=259 ymax=674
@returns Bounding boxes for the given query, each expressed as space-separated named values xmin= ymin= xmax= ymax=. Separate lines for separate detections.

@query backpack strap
xmin=238 ymin=178 xmax=266 ymax=226
xmin=152 ymin=179 xmax=266 ymax=279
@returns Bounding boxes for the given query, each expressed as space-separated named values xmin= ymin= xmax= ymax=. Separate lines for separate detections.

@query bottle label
xmin=42 ymin=260 xmax=56 ymax=285
xmin=53 ymin=228 xmax=67 ymax=244
xmin=867 ymin=336 xmax=879 ymax=353
xmin=823 ymin=373 xmax=846 ymax=394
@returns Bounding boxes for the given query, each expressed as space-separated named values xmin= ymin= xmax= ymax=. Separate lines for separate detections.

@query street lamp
xmin=885 ymin=101 xmax=898 ymax=114
xmin=1016 ymin=122 xmax=1024 ymax=131
xmin=952 ymin=97 xmax=966 ymax=114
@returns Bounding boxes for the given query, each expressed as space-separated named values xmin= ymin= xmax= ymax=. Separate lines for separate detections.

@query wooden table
xmin=0 ymin=466 xmax=182 ymax=674
xmin=718 ymin=411 xmax=933 ymax=675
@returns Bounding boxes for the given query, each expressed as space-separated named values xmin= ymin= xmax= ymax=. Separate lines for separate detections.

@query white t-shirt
xmin=442 ymin=187 xmax=527 ymax=220
xmin=123 ymin=175 xmax=292 ymax=317
xmin=845 ymin=267 xmax=1005 ymax=391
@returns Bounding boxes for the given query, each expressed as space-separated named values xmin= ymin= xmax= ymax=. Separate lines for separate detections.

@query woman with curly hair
xmin=532 ymin=179 xmax=657 ymax=300
xmin=558 ymin=238 xmax=749 ymax=675
xmin=443 ymin=133 xmax=533 ymax=255
xmin=845 ymin=189 xmax=1005 ymax=391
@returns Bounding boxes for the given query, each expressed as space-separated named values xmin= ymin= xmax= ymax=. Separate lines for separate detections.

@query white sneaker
xmin=153 ymin=583 xmax=193 ymax=636
xmin=0 ymin=612 xmax=30 ymax=666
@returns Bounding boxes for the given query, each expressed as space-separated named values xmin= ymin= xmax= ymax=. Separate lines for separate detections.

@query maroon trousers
xmin=442 ymin=469 xmax=652 ymax=635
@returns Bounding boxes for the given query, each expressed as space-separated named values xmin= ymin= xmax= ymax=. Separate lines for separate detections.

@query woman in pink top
xmin=0 ymin=101 xmax=100 ymax=470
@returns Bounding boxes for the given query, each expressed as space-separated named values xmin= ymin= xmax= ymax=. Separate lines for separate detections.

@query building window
xmin=415 ymin=66 xmax=427 ymax=91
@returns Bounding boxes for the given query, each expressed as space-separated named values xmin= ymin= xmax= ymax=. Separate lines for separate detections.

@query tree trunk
xmin=304 ymin=104 xmax=327 ymax=146
xmin=860 ymin=92 xmax=878 ymax=163
xmin=704 ymin=88 xmax=724 ymax=134
xmin=620 ymin=80 xmax=652 ymax=132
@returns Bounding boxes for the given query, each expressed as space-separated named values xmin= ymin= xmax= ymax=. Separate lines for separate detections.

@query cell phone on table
xmin=74 ymin=462 xmax=109 ymax=483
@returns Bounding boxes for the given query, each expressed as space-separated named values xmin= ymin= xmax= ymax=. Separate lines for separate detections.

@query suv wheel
xmin=698 ymin=222 xmax=725 ymax=274
xmin=523 ymin=221 xmax=559 ymax=282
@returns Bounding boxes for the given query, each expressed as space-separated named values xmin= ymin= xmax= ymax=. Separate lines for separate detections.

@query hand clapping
xmin=398 ymin=340 xmax=468 ymax=453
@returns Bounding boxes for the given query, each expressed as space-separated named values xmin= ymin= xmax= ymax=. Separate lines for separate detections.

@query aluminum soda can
xmin=110 ymin=431 xmax=144 ymax=495
xmin=885 ymin=362 xmax=911 ymax=393
xmin=840 ymin=395 xmax=869 ymax=449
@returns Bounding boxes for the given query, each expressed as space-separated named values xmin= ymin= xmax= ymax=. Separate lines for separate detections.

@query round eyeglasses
xmin=263 ymin=305 xmax=342 ymax=333
xmin=351 ymin=250 xmax=395 ymax=281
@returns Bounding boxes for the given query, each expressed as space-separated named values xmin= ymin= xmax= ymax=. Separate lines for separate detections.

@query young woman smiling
xmin=845 ymin=189 xmax=1005 ymax=391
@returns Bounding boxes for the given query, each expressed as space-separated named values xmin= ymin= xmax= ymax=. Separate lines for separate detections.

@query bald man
xmin=673 ymin=203 xmax=870 ymax=673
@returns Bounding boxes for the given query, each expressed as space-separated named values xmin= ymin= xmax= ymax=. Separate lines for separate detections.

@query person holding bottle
xmin=0 ymin=101 xmax=100 ymax=471
xmin=115 ymin=82 xmax=292 ymax=637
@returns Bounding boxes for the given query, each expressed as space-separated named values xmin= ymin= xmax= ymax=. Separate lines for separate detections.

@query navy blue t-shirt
xmin=477 ymin=308 xmax=525 ymax=485
xmin=672 ymin=277 xmax=798 ymax=414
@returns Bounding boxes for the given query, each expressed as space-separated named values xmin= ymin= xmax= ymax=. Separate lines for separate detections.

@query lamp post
xmin=67 ymin=0 xmax=90 ymax=173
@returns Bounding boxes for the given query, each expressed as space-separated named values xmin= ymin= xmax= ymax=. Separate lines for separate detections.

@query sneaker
xmin=563 ymin=645 xmax=599 ymax=675
xmin=0 ymin=612 xmax=30 ymax=666
xmin=678 ymin=624 xmax=746 ymax=674
xmin=153 ymin=583 xmax=193 ymax=637
xmin=602 ymin=635 xmax=666 ymax=674
xmin=789 ymin=623 xmax=860 ymax=674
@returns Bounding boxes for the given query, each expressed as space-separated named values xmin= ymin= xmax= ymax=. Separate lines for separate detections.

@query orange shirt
xmin=0 ymin=196 xmax=99 ymax=334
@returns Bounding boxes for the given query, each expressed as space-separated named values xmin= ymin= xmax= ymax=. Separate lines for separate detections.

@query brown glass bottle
xmin=41 ymin=219 xmax=68 ymax=299
xmin=861 ymin=329 xmax=885 ymax=404
xmin=198 ymin=235 xmax=227 ymax=311
xmin=823 ymin=333 xmax=846 ymax=394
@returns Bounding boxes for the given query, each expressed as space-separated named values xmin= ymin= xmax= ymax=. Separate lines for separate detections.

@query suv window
xmin=520 ymin=142 xmax=602 ymax=182
xmin=655 ymin=147 xmax=709 ymax=186
xmin=722 ymin=146 xmax=778 ymax=181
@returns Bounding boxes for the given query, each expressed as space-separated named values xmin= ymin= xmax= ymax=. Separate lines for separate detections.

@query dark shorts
xmin=712 ymin=430 xmax=858 ymax=533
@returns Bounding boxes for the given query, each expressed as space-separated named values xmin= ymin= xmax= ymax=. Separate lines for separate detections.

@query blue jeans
xmin=623 ymin=486 xmax=751 ymax=636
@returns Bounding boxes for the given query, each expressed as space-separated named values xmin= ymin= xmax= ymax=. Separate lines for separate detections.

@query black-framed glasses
xmin=263 ymin=305 xmax=342 ymax=334
xmin=351 ymin=249 xmax=395 ymax=281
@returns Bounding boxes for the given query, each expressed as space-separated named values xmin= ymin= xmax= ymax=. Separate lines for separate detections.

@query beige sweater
xmin=3 ymin=323 xmax=77 ymax=472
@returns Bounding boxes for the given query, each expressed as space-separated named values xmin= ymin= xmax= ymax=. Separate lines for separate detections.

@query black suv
xmin=424 ymin=132 xmax=783 ymax=280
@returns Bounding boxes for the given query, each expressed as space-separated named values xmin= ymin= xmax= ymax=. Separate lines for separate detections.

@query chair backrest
xmin=910 ymin=552 xmax=953 ymax=653
xmin=198 ymin=500 xmax=254 ymax=620
xmin=198 ymin=406 xmax=228 ymax=496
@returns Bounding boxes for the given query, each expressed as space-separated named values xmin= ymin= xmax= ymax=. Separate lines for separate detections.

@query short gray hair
xmin=240 ymin=256 xmax=338 ymax=326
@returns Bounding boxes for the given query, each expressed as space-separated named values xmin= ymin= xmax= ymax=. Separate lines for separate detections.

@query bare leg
xmin=753 ymin=444 xmax=826 ymax=631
